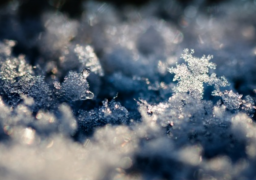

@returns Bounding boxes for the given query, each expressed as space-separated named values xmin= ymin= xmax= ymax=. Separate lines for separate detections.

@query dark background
xmin=0 ymin=0 xmax=229 ymax=18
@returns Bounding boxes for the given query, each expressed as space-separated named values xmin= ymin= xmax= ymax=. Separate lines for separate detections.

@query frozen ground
xmin=0 ymin=0 xmax=256 ymax=179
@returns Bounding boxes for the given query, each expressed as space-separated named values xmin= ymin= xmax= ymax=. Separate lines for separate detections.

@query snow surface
xmin=0 ymin=0 xmax=256 ymax=180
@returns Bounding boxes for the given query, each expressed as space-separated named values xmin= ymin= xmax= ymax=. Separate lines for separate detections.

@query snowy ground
xmin=0 ymin=0 xmax=256 ymax=179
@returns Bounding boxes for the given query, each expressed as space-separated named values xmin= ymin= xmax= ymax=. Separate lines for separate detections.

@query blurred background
xmin=0 ymin=0 xmax=230 ymax=17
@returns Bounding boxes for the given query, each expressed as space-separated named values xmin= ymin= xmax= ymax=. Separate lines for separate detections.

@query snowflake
xmin=169 ymin=49 xmax=228 ymax=98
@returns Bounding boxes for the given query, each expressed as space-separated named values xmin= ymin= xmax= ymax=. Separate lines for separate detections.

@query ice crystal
xmin=74 ymin=45 xmax=104 ymax=76
xmin=0 ymin=55 xmax=33 ymax=83
xmin=78 ymin=99 xmax=129 ymax=131
xmin=61 ymin=71 xmax=94 ymax=102
xmin=169 ymin=49 xmax=228 ymax=97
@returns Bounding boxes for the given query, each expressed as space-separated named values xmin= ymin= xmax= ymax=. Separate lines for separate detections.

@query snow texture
xmin=0 ymin=0 xmax=256 ymax=180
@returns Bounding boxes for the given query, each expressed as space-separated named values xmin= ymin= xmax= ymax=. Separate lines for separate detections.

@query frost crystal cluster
xmin=0 ymin=0 xmax=256 ymax=180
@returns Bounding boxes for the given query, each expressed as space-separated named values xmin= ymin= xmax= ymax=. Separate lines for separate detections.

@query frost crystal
xmin=78 ymin=99 xmax=129 ymax=131
xmin=219 ymin=90 xmax=243 ymax=110
xmin=169 ymin=49 xmax=228 ymax=97
xmin=74 ymin=45 xmax=104 ymax=76
xmin=0 ymin=55 xmax=33 ymax=83
xmin=99 ymin=99 xmax=129 ymax=124
xmin=61 ymin=71 xmax=94 ymax=102
xmin=213 ymin=90 xmax=255 ymax=115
